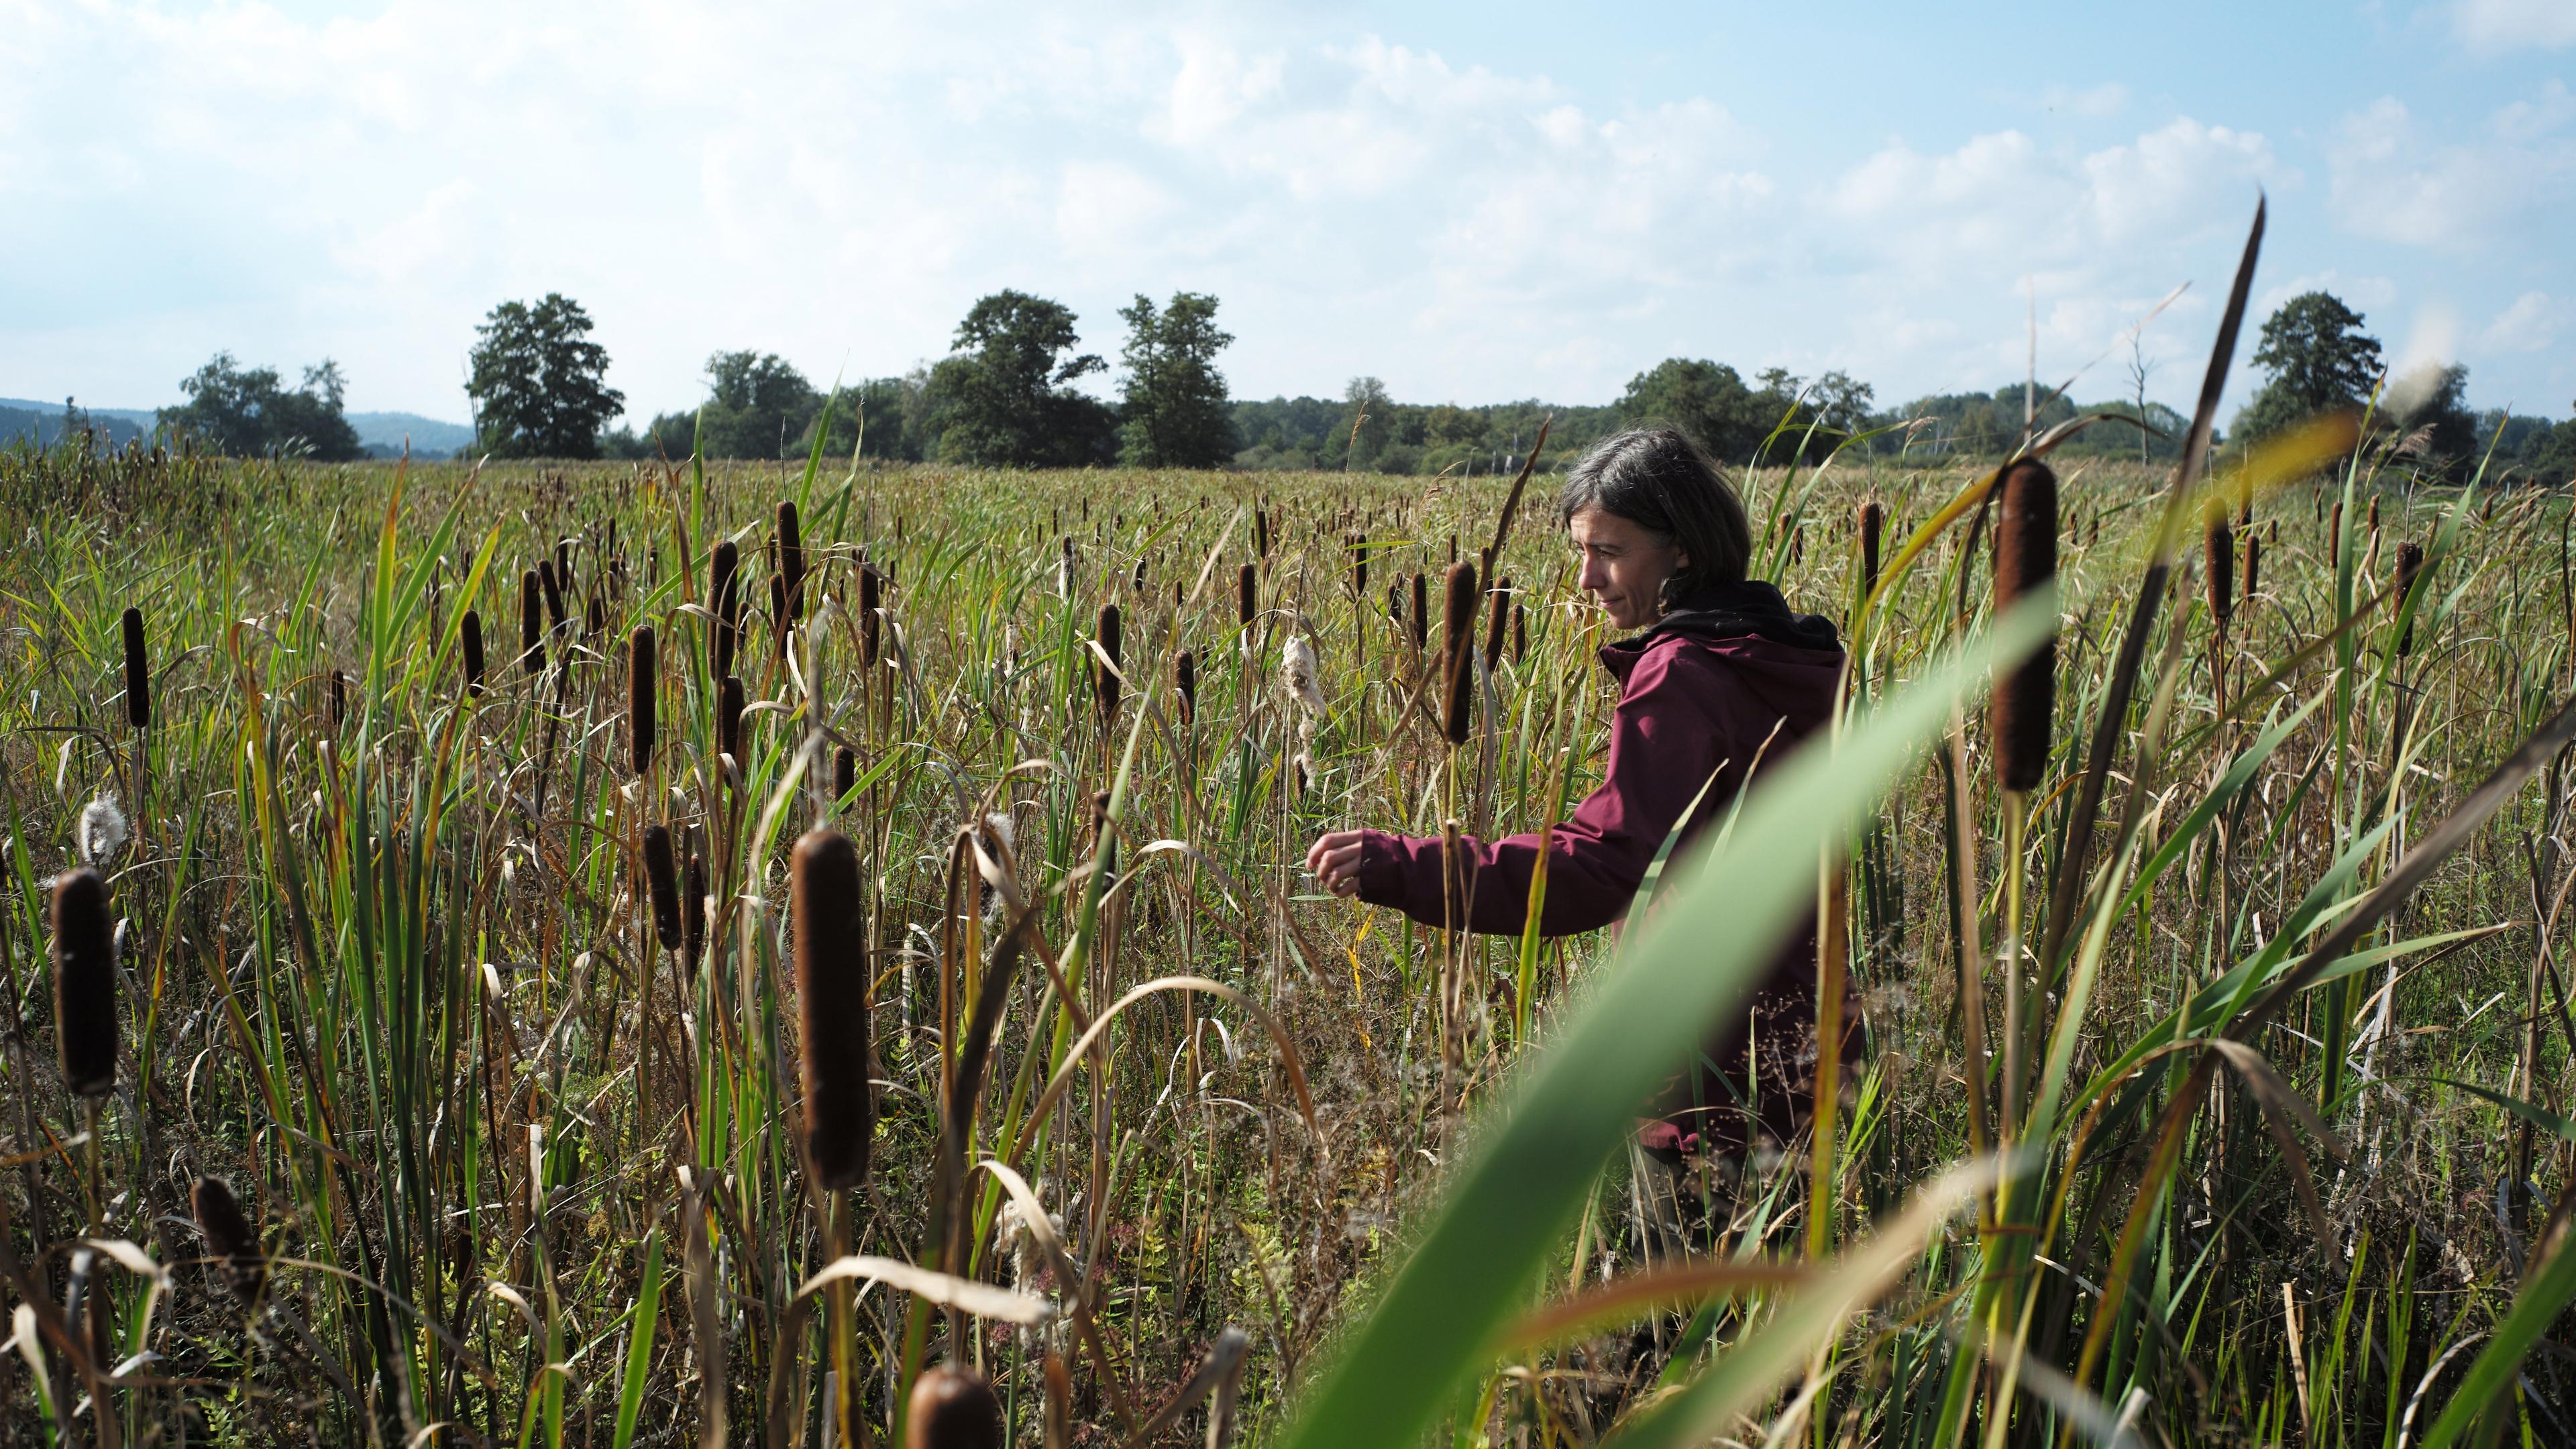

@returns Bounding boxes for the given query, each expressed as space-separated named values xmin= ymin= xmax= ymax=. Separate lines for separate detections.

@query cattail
xmin=683 ymin=848 xmax=708 ymax=975
xmin=586 ymin=592 xmax=604 ymax=640
xmin=718 ymin=674 xmax=745 ymax=762
xmin=1255 ymin=508 xmax=1271 ymax=561
xmin=2204 ymin=511 xmax=2235 ymax=627
xmin=1386 ymin=582 xmax=1402 ymax=628
xmin=1059 ymin=536 xmax=1075 ymax=599
xmin=1236 ymin=563 xmax=1256 ymax=629
xmin=520 ymin=569 xmax=545 ymax=676
xmin=642 ymin=824 xmax=682 ymax=951
xmin=792 ymin=830 xmax=873 ymax=1191
xmin=461 ymin=609 xmax=486 ymax=696
xmin=191 ymin=1176 xmax=265 ymax=1301
xmin=539 ymin=558 xmax=567 ymax=631
xmin=1090 ymin=788 xmax=1118 ymax=881
xmin=1411 ymin=572 xmax=1428 ymax=650
xmin=52 ymin=866 xmax=116 ymax=1096
xmin=2394 ymin=541 xmax=2426 ymax=656
xmin=859 ymin=564 xmax=883 ymax=669
xmin=1132 ymin=555 xmax=1146 ymax=593
xmin=1989 ymin=459 xmax=2057 ymax=794
xmin=1441 ymin=561 xmax=1479 ymax=745
xmin=1093 ymin=604 xmax=1122 ymax=723
xmin=776 ymin=501 xmax=804 ymax=623
xmin=628 ymin=625 xmax=657 ymax=775
xmin=1175 ymin=649 xmax=1197 ymax=727
xmin=554 ymin=537 xmax=572 ymax=596
xmin=1350 ymin=534 xmax=1368 ymax=595
xmin=906 ymin=1364 xmax=1002 ymax=1449
xmin=710 ymin=539 xmax=740 ymax=682
xmin=330 ymin=667 xmax=347 ymax=728
xmin=1858 ymin=500 xmax=1884 ymax=599
xmin=1483 ymin=577 xmax=1509 ymax=673
xmin=769 ymin=573 xmax=788 ymax=654
xmin=2328 ymin=500 xmax=2345 ymax=570
xmin=1512 ymin=601 xmax=1527 ymax=663
xmin=120 ymin=606 xmax=150 ymax=729
xmin=2245 ymin=533 xmax=2262 ymax=605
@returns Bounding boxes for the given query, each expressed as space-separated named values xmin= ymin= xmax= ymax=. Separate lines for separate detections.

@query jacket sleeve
xmin=1351 ymin=647 xmax=1737 ymax=937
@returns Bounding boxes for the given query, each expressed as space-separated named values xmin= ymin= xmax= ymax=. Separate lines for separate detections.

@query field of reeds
xmin=4 ymin=261 xmax=2574 ymax=1448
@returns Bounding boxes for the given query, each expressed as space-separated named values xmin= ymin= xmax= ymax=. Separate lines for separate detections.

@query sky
xmin=4 ymin=0 xmax=2572 ymax=428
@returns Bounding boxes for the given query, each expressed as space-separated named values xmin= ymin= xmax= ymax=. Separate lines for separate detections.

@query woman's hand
xmin=1305 ymin=830 xmax=1369 ymax=898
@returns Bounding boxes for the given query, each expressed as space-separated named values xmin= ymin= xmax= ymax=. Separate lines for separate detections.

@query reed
xmin=460 ymin=607 xmax=485 ymax=695
xmin=121 ymin=604 xmax=150 ymax=729
xmin=51 ymin=866 xmax=117 ymax=1096
xmin=190 ymin=1175 xmax=265 ymax=1302
xmin=906 ymin=1365 xmax=1002 ymax=1449
xmin=643 ymin=823 xmax=682 ymax=951
xmin=1440 ymin=561 xmax=1477 ymax=746
xmin=628 ymin=624 xmax=657 ymax=774
xmin=793 ymin=829 xmax=874 ymax=1190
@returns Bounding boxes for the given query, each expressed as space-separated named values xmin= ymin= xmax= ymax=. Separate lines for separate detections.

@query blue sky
xmin=4 ymin=0 xmax=2571 ymax=427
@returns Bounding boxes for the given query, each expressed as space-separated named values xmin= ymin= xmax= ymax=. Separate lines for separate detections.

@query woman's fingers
xmin=1304 ymin=831 xmax=1367 ymax=896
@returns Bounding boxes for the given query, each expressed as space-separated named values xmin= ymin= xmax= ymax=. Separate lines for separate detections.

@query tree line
xmin=131 ymin=284 xmax=2576 ymax=484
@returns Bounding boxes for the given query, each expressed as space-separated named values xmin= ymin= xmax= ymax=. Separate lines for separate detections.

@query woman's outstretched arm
xmin=1308 ymin=646 xmax=1739 ymax=938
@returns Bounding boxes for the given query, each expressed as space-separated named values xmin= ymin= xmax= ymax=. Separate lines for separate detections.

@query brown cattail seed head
xmin=2328 ymin=500 xmax=2345 ymax=569
xmin=1411 ymin=572 xmax=1428 ymax=649
xmin=191 ymin=1176 xmax=265 ymax=1301
xmin=906 ymin=1365 xmax=1002 ymax=1449
xmin=1132 ymin=555 xmax=1146 ymax=593
xmin=710 ymin=539 xmax=740 ymax=680
xmin=683 ymin=849 xmax=708 ymax=974
xmin=461 ymin=608 xmax=486 ymax=696
xmin=586 ymin=592 xmax=603 ymax=640
xmin=1858 ymin=500 xmax=1884 ymax=599
xmin=1440 ymin=561 xmax=1479 ymax=745
xmin=519 ymin=568 xmax=545 ymax=676
xmin=121 ymin=606 xmax=151 ymax=729
xmin=1989 ymin=459 xmax=2058 ymax=794
xmin=833 ymin=745 xmax=856 ymax=804
xmin=1386 ymin=583 xmax=1402 ymax=627
xmin=2204 ymin=511 xmax=2235 ymax=626
xmin=1236 ymin=563 xmax=1256 ymax=628
xmin=1350 ymin=534 xmax=1368 ymax=594
xmin=2394 ymin=540 xmax=2426 ymax=655
xmin=776 ymin=500 xmax=804 ymax=623
xmin=718 ymin=674 xmax=746 ymax=762
xmin=330 ymin=667 xmax=347 ymax=728
xmin=1175 ymin=649 xmax=1197 ymax=726
xmin=1512 ymin=601 xmax=1527 ymax=663
xmin=1483 ymin=576 xmax=1509 ymax=673
xmin=628 ymin=625 xmax=657 ymax=775
xmin=1256 ymin=508 xmax=1271 ymax=561
xmin=1093 ymin=604 xmax=1122 ymax=723
xmin=859 ymin=564 xmax=883 ymax=669
xmin=52 ymin=867 xmax=116 ymax=1096
xmin=792 ymin=830 xmax=873 ymax=1191
xmin=2245 ymin=533 xmax=2262 ymax=604
xmin=539 ymin=557 xmax=567 ymax=631
xmin=643 ymin=824 xmax=682 ymax=951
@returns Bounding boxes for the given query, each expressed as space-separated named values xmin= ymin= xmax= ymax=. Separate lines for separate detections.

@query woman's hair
xmin=1556 ymin=427 xmax=1753 ymax=606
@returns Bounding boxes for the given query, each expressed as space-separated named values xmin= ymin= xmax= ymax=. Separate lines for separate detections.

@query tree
xmin=1617 ymin=358 xmax=1764 ymax=462
xmin=1117 ymin=292 xmax=1237 ymax=468
xmin=922 ymin=290 xmax=1116 ymax=467
xmin=467 ymin=294 xmax=625 ymax=458
xmin=2234 ymin=291 xmax=2382 ymax=444
xmin=158 ymin=352 xmax=363 ymax=460
xmin=690 ymin=351 xmax=822 ymax=459
xmin=2390 ymin=362 xmax=2478 ymax=474
xmin=1339 ymin=376 xmax=1394 ymax=469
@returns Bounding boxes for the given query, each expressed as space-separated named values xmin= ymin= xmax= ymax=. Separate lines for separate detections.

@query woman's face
xmin=1569 ymin=505 xmax=1686 ymax=630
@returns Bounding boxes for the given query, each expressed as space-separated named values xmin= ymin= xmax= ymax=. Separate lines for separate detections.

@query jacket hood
xmin=1599 ymin=579 xmax=1845 ymax=722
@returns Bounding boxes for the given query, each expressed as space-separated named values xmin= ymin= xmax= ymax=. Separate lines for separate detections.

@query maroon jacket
xmin=1353 ymin=580 xmax=1844 ymax=945
xmin=1351 ymin=580 xmax=1848 ymax=1156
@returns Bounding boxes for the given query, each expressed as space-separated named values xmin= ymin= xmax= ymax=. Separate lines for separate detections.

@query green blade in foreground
xmin=1277 ymin=590 xmax=2058 ymax=1449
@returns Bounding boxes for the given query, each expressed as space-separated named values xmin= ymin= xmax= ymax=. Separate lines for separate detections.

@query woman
xmin=1305 ymin=426 xmax=1851 ymax=1159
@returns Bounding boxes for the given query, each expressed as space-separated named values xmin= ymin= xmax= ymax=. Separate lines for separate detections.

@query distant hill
xmin=349 ymin=411 xmax=474 ymax=458
xmin=0 ymin=396 xmax=474 ymax=460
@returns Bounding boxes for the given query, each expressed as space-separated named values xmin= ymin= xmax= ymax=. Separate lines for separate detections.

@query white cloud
xmin=2451 ymin=0 xmax=2576 ymax=52
xmin=2037 ymin=82 xmax=2131 ymax=117
xmin=2328 ymin=91 xmax=2576 ymax=250
xmin=2479 ymin=291 xmax=2565 ymax=352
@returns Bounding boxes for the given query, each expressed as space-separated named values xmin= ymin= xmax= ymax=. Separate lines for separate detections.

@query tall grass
xmin=0 ymin=371 xmax=2568 ymax=1446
